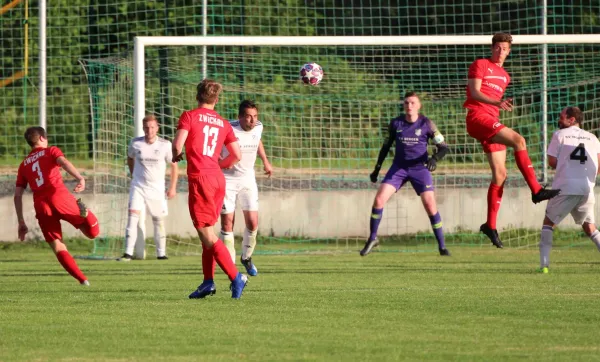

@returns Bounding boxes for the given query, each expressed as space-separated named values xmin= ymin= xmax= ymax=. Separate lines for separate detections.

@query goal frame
xmin=133 ymin=34 xmax=600 ymax=182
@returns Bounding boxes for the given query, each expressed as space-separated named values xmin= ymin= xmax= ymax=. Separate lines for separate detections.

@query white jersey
xmin=548 ymin=126 xmax=600 ymax=195
xmin=221 ymin=120 xmax=263 ymax=181
xmin=128 ymin=136 xmax=173 ymax=198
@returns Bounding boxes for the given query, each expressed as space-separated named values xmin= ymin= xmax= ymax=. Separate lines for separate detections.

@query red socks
xmin=56 ymin=250 xmax=87 ymax=283
xmin=213 ymin=240 xmax=239 ymax=281
xmin=202 ymin=243 xmax=216 ymax=281
xmin=201 ymin=240 xmax=239 ymax=281
xmin=514 ymin=150 xmax=542 ymax=194
xmin=79 ymin=211 xmax=100 ymax=239
xmin=486 ymin=182 xmax=504 ymax=229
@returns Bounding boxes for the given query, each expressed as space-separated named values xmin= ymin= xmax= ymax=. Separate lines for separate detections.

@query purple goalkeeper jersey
xmin=390 ymin=114 xmax=437 ymax=168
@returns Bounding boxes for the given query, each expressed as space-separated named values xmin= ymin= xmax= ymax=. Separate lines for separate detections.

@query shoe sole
xmin=360 ymin=241 xmax=379 ymax=256
xmin=189 ymin=290 xmax=216 ymax=299
xmin=480 ymin=226 xmax=503 ymax=249
xmin=76 ymin=198 xmax=88 ymax=218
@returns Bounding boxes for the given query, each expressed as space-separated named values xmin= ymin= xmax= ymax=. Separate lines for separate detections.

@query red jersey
xmin=176 ymin=107 xmax=236 ymax=177
xmin=16 ymin=146 xmax=69 ymax=200
xmin=463 ymin=58 xmax=511 ymax=117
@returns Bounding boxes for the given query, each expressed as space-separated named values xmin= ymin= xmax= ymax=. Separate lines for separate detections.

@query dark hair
xmin=565 ymin=106 xmax=584 ymax=125
xmin=403 ymin=91 xmax=419 ymax=100
xmin=239 ymin=100 xmax=258 ymax=116
xmin=24 ymin=126 xmax=47 ymax=147
xmin=196 ymin=79 xmax=223 ymax=104
xmin=492 ymin=32 xmax=513 ymax=46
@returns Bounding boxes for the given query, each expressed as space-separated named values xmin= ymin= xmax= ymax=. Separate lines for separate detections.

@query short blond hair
xmin=196 ymin=79 xmax=223 ymax=105
xmin=142 ymin=113 xmax=158 ymax=125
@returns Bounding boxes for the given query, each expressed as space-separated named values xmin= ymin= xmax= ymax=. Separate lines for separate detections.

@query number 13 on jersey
xmin=202 ymin=125 xmax=219 ymax=157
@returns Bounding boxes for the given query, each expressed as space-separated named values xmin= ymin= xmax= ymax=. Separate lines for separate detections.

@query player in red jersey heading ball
xmin=464 ymin=32 xmax=560 ymax=248
xmin=172 ymin=79 xmax=249 ymax=299
xmin=14 ymin=127 xmax=100 ymax=285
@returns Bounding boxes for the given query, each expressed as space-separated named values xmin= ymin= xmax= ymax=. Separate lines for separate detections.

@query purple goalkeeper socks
xmin=369 ymin=208 xmax=383 ymax=241
xmin=429 ymin=212 xmax=446 ymax=249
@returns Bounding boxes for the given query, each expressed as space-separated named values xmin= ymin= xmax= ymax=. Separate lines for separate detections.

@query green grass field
xmin=2 ymin=242 xmax=600 ymax=361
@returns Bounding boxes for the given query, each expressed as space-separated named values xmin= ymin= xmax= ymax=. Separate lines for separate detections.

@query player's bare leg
xmin=49 ymin=239 xmax=89 ymax=285
xmin=241 ymin=210 xmax=259 ymax=276
xmin=539 ymin=216 xmax=555 ymax=273
xmin=121 ymin=209 xmax=141 ymax=261
xmin=219 ymin=212 xmax=236 ymax=262
xmin=481 ymin=150 xmax=507 ymax=248
xmin=490 ymin=127 xmax=560 ymax=203
xmin=582 ymin=222 xmax=600 ymax=252
xmin=420 ymin=191 xmax=449 ymax=256
xmin=191 ymin=227 xmax=247 ymax=299
xmin=361 ymin=183 xmax=396 ymax=256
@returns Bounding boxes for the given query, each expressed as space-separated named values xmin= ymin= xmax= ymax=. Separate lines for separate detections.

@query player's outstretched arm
xmin=370 ymin=123 xmax=395 ymax=183
xmin=56 ymin=156 xmax=85 ymax=192
xmin=257 ymin=140 xmax=273 ymax=178
xmin=172 ymin=129 xmax=188 ymax=162
xmin=13 ymin=186 xmax=28 ymax=241
xmin=468 ymin=78 xmax=513 ymax=111
xmin=219 ymin=141 xmax=241 ymax=169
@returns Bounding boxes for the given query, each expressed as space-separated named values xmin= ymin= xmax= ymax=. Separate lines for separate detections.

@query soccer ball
xmin=300 ymin=62 xmax=323 ymax=85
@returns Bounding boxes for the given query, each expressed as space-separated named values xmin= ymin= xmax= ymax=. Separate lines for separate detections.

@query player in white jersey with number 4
xmin=219 ymin=100 xmax=273 ymax=276
xmin=121 ymin=114 xmax=178 ymax=261
xmin=539 ymin=106 xmax=600 ymax=273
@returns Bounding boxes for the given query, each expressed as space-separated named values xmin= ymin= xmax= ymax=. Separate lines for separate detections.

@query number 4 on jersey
xmin=569 ymin=143 xmax=588 ymax=164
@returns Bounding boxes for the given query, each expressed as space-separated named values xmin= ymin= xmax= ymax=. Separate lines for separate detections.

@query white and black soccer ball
xmin=300 ymin=62 xmax=323 ymax=86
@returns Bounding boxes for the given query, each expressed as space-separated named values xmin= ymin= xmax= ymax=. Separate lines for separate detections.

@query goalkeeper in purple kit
xmin=361 ymin=92 xmax=451 ymax=256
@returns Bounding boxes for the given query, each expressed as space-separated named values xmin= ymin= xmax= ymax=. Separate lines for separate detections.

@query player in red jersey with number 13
xmin=464 ymin=32 xmax=560 ymax=248
xmin=14 ymin=127 xmax=100 ymax=285
xmin=172 ymin=79 xmax=248 ymax=299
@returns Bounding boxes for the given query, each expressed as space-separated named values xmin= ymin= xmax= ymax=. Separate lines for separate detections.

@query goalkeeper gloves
xmin=426 ymin=157 xmax=437 ymax=172
xmin=370 ymin=165 xmax=381 ymax=183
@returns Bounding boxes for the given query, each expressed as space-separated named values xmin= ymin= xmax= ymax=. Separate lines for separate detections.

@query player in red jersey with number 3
xmin=464 ymin=32 xmax=560 ymax=248
xmin=172 ymin=79 xmax=248 ymax=299
xmin=14 ymin=127 xmax=100 ymax=285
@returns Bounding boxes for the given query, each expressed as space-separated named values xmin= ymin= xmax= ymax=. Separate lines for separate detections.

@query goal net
xmin=80 ymin=35 xmax=600 ymax=259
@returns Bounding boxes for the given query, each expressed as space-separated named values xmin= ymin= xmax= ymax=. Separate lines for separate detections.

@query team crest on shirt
xmin=415 ymin=129 xmax=422 ymax=136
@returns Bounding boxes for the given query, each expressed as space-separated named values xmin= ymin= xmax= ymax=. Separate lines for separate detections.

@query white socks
xmin=540 ymin=225 xmax=553 ymax=268
xmin=590 ymin=230 xmax=600 ymax=252
xmin=152 ymin=217 xmax=166 ymax=257
xmin=242 ymin=228 xmax=258 ymax=260
xmin=220 ymin=230 xmax=236 ymax=262
xmin=124 ymin=212 xmax=140 ymax=256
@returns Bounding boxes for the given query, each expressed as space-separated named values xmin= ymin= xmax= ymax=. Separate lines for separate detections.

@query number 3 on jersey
xmin=570 ymin=143 xmax=588 ymax=164
xmin=202 ymin=125 xmax=219 ymax=157
xmin=32 ymin=161 xmax=45 ymax=186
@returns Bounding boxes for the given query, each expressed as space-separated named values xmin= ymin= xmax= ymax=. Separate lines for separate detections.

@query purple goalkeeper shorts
xmin=381 ymin=165 xmax=434 ymax=195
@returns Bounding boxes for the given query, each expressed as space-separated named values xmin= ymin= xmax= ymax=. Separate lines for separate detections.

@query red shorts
xmin=188 ymin=173 xmax=226 ymax=228
xmin=466 ymin=111 xmax=507 ymax=153
xmin=34 ymin=191 xmax=87 ymax=242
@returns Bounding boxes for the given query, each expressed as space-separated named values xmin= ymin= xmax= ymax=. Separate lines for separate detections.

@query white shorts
xmin=221 ymin=179 xmax=259 ymax=214
xmin=545 ymin=193 xmax=595 ymax=225
xmin=128 ymin=186 xmax=168 ymax=218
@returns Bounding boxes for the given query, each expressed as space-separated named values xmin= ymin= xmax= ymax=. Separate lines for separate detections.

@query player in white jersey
xmin=121 ymin=114 xmax=178 ymax=261
xmin=219 ymin=100 xmax=273 ymax=276
xmin=539 ymin=106 xmax=600 ymax=273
